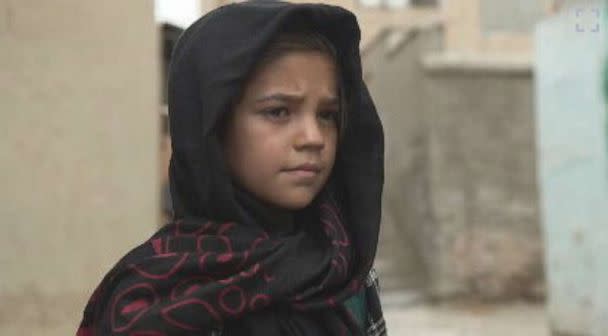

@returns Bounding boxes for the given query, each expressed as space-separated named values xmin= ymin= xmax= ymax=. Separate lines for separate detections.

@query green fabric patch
xmin=343 ymin=289 xmax=367 ymax=329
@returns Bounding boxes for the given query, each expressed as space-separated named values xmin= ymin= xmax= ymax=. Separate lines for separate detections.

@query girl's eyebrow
xmin=255 ymin=93 xmax=338 ymax=105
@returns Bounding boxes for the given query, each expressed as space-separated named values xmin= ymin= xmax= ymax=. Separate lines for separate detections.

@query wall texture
xmin=422 ymin=58 xmax=542 ymax=299
xmin=363 ymin=25 xmax=543 ymax=300
xmin=0 ymin=1 xmax=159 ymax=334
xmin=363 ymin=25 xmax=443 ymax=292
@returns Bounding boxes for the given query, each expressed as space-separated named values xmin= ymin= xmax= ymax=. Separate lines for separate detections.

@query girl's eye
xmin=318 ymin=110 xmax=338 ymax=123
xmin=263 ymin=107 xmax=290 ymax=120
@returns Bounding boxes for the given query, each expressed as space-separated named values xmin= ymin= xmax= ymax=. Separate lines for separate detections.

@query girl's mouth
xmin=282 ymin=163 xmax=322 ymax=180
xmin=284 ymin=163 xmax=322 ymax=172
xmin=284 ymin=169 xmax=319 ymax=179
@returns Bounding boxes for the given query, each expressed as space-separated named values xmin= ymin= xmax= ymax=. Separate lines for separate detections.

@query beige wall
xmin=362 ymin=24 xmax=543 ymax=299
xmin=363 ymin=24 xmax=444 ymax=293
xmin=480 ymin=0 xmax=545 ymax=33
xmin=443 ymin=0 xmax=560 ymax=55
xmin=0 ymin=1 xmax=159 ymax=334
xmin=422 ymin=58 xmax=542 ymax=299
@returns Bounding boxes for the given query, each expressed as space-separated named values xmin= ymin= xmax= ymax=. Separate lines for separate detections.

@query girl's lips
xmin=283 ymin=163 xmax=322 ymax=173
xmin=283 ymin=169 xmax=319 ymax=178
xmin=283 ymin=162 xmax=322 ymax=184
xmin=281 ymin=165 xmax=322 ymax=180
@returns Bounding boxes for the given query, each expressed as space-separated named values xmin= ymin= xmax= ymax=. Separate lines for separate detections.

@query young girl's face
xmin=223 ymin=51 xmax=339 ymax=210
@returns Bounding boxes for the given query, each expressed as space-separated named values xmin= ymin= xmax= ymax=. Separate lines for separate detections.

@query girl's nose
xmin=294 ymin=115 xmax=325 ymax=151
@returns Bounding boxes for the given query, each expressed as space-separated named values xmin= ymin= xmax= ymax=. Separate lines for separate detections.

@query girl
xmin=77 ymin=1 xmax=385 ymax=335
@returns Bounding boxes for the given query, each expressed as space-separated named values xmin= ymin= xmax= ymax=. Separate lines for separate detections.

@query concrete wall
xmin=363 ymin=23 xmax=543 ymax=300
xmin=363 ymin=25 xmax=443 ymax=292
xmin=422 ymin=57 xmax=543 ymax=299
xmin=0 ymin=1 xmax=159 ymax=335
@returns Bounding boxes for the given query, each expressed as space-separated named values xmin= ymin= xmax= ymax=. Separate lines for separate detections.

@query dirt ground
xmin=383 ymin=297 xmax=549 ymax=336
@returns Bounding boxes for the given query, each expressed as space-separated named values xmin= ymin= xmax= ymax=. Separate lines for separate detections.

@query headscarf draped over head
xmin=77 ymin=1 xmax=384 ymax=335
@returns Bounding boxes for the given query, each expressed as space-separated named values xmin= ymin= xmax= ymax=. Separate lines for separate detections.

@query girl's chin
xmin=274 ymin=199 xmax=314 ymax=210
xmin=268 ymin=192 xmax=317 ymax=210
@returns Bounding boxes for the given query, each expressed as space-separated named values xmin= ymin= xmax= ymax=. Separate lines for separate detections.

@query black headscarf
xmin=77 ymin=1 xmax=384 ymax=335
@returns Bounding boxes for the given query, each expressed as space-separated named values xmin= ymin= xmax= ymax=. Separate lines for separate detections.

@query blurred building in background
xmin=356 ymin=0 xmax=545 ymax=303
xmin=2 ymin=0 xmax=606 ymax=335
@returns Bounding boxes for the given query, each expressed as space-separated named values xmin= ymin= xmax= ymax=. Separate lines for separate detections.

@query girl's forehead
xmin=244 ymin=51 xmax=338 ymax=95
